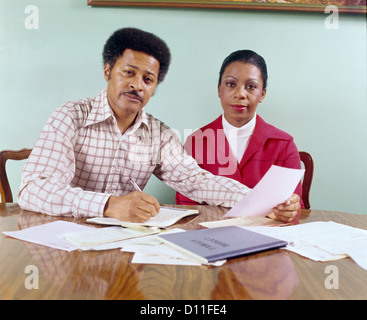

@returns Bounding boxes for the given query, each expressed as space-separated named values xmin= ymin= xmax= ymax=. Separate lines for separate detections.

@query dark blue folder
xmin=158 ymin=226 xmax=287 ymax=264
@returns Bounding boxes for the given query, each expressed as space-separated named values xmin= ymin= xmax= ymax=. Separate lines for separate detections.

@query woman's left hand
xmin=270 ymin=193 xmax=301 ymax=223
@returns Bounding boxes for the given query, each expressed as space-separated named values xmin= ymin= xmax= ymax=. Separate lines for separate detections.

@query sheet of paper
xmin=305 ymin=222 xmax=367 ymax=269
xmin=87 ymin=207 xmax=198 ymax=228
xmin=241 ymin=221 xmax=367 ymax=267
xmin=129 ymin=245 xmax=226 ymax=266
xmin=131 ymin=253 xmax=203 ymax=266
xmin=3 ymin=221 xmax=89 ymax=251
xmin=78 ymin=228 xmax=182 ymax=251
xmin=199 ymin=216 xmax=285 ymax=228
xmin=62 ymin=226 xmax=159 ymax=247
xmin=124 ymin=242 xmax=202 ymax=263
xmin=3 ymin=221 xmax=159 ymax=252
xmin=337 ymin=241 xmax=367 ymax=270
xmin=286 ymin=242 xmax=347 ymax=262
xmin=224 ymin=165 xmax=304 ymax=218
xmin=79 ymin=232 xmax=164 ymax=251
xmin=119 ymin=228 xmax=226 ymax=266
xmin=246 ymin=225 xmax=346 ymax=262
xmin=120 ymin=228 xmax=202 ymax=265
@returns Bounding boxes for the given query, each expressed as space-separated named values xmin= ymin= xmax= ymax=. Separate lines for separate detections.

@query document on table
xmin=3 ymin=221 xmax=90 ymax=251
xmin=3 ymin=221 xmax=159 ymax=251
xmin=199 ymin=215 xmax=286 ymax=228
xmin=3 ymin=221 xmax=223 ymax=265
xmin=224 ymin=165 xmax=304 ymax=218
xmin=120 ymin=229 xmax=226 ymax=266
xmin=241 ymin=221 xmax=367 ymax=270
xmin=87 ymin=206 xmax=199 ymax=229
xmin=62 ymin=225 xmax=159 ymax=247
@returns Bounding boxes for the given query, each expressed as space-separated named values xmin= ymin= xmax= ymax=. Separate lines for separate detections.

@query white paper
xmin=62 ymin=226 xmax=159 ymax=247
xmin=131 ymin=253 xmax=203 ymax=266
xmin=3 ymin=221 xmax=89 ymax=251
xmin=3 ymin=221 xmax=159 ymax=251
xmin=241 ymin=221 xmax=367 ymax=268
xmin=308 ymin=222 xmax=367 ymax=269
xmin=340 ymin=242 xmax=367 ymax=270
xmin=79 ymin=232 xmax=164 ymax=251
xmin=120 ymin=228 xmax=226 ymax=266
xmin=224 ymin=165 xmax=304 ymax=218
xmin=199 ymin=216 xmax=284 ymax=228
xmin=120 ymin=228 xmax=202 ymax=265
xmin=129 ymin=246 xmax=226 ymax=266
xmin=87 ymin=207 xmax=198 ymax=228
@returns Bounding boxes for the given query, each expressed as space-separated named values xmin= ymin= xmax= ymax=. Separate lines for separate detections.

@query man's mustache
xmin=124 ymin=90 xmax=143 ymax=101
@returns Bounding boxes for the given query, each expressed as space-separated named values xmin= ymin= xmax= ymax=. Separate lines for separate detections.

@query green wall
xmin=1 ymin=0 xmax=366 ymax=214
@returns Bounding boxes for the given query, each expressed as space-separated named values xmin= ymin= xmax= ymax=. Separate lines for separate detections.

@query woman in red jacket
xmin=176 ymin=50 xmax=302 ymax=223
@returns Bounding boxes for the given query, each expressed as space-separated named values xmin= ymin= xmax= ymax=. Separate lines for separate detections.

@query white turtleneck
xmin=222 ymin=114 xmax=256 ymax=163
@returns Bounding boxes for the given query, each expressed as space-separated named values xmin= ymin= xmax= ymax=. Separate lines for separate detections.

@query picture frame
xmin=87 ymin=0 xmax=366 ymax=14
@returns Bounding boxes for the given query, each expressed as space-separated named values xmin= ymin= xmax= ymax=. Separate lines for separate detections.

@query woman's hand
xmin=270 ymin=193 xmax=301 ymax=223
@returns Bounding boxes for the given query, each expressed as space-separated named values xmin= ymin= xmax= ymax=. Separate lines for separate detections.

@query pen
xmin=129 ymin=178 xmax=142 ymax=192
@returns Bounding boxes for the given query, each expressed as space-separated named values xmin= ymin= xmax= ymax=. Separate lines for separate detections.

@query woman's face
xmin=218 ymin=62 xmax=266 ymax=128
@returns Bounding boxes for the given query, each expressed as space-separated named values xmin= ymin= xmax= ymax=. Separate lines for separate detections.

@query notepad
xmin=87 ymin=207 xmax=199 ymax=229
xmin=158 ymin=226 xmax=288 ymax=264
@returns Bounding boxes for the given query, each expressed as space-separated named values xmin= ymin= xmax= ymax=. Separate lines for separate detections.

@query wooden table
xmin=1 ymin=203 xmax=366 ymax=300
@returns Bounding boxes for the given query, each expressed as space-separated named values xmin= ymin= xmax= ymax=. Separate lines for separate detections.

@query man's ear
xmin=104 ymin=63 xmax=111 ymax=81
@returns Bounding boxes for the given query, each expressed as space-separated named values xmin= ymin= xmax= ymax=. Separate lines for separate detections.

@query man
xmin=18 ymin=28 xmax=299 ymax=223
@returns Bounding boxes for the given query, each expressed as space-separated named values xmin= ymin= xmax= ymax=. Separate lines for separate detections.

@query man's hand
xmin=103 ymin=191 xmax=160 ymax=222
xmin=270 ymin=193 xmax=301 ymax=223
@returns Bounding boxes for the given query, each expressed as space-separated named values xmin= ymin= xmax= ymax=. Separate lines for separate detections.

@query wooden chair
xmin=299 ymin=151 xmax=314 ymax=209
xmin=0 ymin=148 xmax=32 ymax=203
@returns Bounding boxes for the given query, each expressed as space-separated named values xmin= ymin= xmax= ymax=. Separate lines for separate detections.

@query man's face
xmin=104 ymin=49 xmax=160 ymax=120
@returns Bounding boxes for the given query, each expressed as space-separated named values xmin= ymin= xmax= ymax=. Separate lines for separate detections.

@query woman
xmin=176 ymin=50 xmax=302 ymax=223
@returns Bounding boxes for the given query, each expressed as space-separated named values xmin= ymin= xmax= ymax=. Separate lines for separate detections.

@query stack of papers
xmin=120 ymin=229 xmax=226 ymax=266
xmin=2 ymin=221 xmax=159 ymax=252
xmin=4 ymin=216 xmax=367 ymax=269
xmin=241 ymin=221 xmax=367 ymax=270
xmin=1 ymin=221 xmax=223 ymax=265
xmin=63 ymin=225 xmax=158 ymax=247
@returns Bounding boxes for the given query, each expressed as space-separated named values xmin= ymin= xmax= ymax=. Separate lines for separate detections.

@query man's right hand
xmin=103 ymin=191 xmax=160 ymax=222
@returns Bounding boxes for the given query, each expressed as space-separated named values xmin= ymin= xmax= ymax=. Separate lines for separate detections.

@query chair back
xmin=0 ymin=148 xmax=32 ymax=203
xmin=299 ymin=151 xmax=314 ymax=209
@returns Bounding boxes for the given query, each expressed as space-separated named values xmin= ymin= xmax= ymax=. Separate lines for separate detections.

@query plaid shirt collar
xmin=84 ymin=89 xmax=150 ymax=134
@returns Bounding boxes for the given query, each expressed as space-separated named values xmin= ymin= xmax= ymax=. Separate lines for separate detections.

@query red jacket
xmin=176 ymin=114 xmax=303 ymax=211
